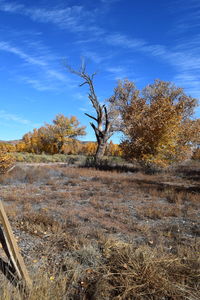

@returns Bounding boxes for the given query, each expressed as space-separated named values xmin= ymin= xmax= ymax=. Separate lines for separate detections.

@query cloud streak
xmin=106 ymin=66 xmax=129 ymax=80
xmin=0 ymin=110 xmax=32 ymax=125
xmin=105 ymin=33 xmax=146 ymax=49
xmin=1 ymin=1 xmax=200 ymax=98
xmin=0 ymin=40 xmax=75 ymax=91
xmin=0 ymin=1 xmax=96 ymax=33
xmin=170 ymin=0 xmax=200 ymax=33
xmin=0 ymin=41 xmax=47 ymax=66
xmin=103 ymin=31 xmax=200 ymax=97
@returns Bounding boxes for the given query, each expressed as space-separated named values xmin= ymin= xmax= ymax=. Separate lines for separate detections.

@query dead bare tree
xmin=66 ymin=61 xmax=114 ymax=162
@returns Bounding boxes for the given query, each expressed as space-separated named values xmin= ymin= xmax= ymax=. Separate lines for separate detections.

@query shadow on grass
xmin=175 ymin=166 xmax=200 ymax=182
xmin=81 ymin=156 xmax=141 ymax=173
xmin=129 ymin=177 xmax=200 ymax=193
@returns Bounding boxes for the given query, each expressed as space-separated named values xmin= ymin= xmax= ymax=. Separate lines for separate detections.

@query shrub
xmin=0 ymin=151 xmax=15 ymax=174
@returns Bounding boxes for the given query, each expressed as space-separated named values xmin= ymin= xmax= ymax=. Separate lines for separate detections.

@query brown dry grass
xmin=0 ymin=163 xmax=199 ymax=299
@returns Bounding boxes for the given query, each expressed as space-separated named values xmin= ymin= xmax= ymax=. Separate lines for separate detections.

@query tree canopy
xmin=17 ymin=115 xmax=86 ymax=154
xmin=110 ymin=79 xmax=199 ymax=167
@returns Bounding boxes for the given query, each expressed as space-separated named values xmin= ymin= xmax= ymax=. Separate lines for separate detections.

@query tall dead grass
xmin=0 ymin=238 xmax=199 ymax=300
xmin=0 ymin=164 xmax=199 ymax=299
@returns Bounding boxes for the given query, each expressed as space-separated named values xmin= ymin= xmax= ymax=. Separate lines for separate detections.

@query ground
xmin=0 ymin=161 xmax=199 ymax=299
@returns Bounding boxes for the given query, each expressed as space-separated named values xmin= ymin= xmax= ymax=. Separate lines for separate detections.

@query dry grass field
xmin=0 ymin=161 xmax=199 ymax=299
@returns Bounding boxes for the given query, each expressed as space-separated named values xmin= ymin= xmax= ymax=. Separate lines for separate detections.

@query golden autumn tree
xmin=0 ymin=150 xmax=15 ymax=174
xmin=110 ymin=79 xmax=198 ymax=167
xmin=15 ymin=141 xmax=27 ymax=152
xmin=50 ymin=115 xmax=86 ymax=153
xmin=0 ymin=143 xmax=15 ymax=173
xmin=17 ymin=115 xmax=86 ymax=154
xmin=82 ymin=142 xmax=97 ymax=156
xmin=62 ymin=139 xmax=82 ymax=155
xmin=0 ymin=143 xmax=15 ymax=152
xmin=105 ymin=141 xmax=123 ymax=156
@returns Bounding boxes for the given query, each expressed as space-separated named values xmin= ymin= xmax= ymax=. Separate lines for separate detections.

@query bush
xmin=0 ymin=151 xmax=14 ymax=174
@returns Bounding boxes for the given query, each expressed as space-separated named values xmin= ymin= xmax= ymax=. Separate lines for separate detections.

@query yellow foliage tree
xmin=16 ymin=115 xmax=86 ymax=155
xmin=105 ymin=141 xmax=123 ymax=156
xmin=82 ymin=142 xmax=97 ymax=156
xmin=62 ymin=139 xmax=82 ymax=155
xmin=0 ymin=143 xmax=16 ymax=152
xmin=111 ymin=79 xmax=198 ymax=167
xmin=0 ymin=151 xmax=14 ymax=174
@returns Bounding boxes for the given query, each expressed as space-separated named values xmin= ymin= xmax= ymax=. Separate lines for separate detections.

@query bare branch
xmin=79 ymin=81 xmax=88 ymax=87
xmin=90 ymin=123 xmax=100 ymax=143
xmin=85 ymin=113 xmax=98 ymax=122
xmin=103 ymin=105 xmax=110 ymax=133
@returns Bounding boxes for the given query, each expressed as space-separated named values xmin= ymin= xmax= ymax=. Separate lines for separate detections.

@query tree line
xmin=0 ymin=116 xmax=122 ymax=157
xmin=1 ymin=61 xmax=200 ymax=168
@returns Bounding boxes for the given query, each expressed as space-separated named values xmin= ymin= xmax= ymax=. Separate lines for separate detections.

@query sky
xmin=0 ymin=0 xmax=200 ymax=142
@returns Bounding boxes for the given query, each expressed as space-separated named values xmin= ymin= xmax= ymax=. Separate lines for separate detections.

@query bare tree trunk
xmin=95 ymin=138 xmax=108 ymax=162
xmin=65 ymin=60 xmax=113 ymax=163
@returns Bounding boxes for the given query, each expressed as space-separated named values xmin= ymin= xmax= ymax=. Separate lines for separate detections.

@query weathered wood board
xmin=0 ymin=200 xmax=32 ymax=289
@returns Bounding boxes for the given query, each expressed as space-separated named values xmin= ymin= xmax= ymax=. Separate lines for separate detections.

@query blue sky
xmin=0 ymin=0 xmax=199 ymax=142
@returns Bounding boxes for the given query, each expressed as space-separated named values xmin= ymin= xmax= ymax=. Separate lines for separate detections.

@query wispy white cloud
xmin=20 ymin=77 xmax=56 ymax=91
xmin=0 ymin=2 xmax=23 ymax=12
xmin=168 ymin=0 xmax=200 ymax=34
xmin=19 ymin=67 xmax=77 ymax=91
xmin=45 ymin=69 xmax=73 ymax=84
xmin=103 ymin=31 xmax=200 ymax=96
xmin=105 ymin=33 xmax=146 ymax=49
xmin=106 ymin=66 xmax=128 ymax=80
xmin=0 ymin=40 xmax=76 ymax=91
xmin=145 ymin=46 xmax=200 ymax=97
xmin=75 ymin=37 xmax=99 ymax=45
xmin=0 ymin=41 xmax=47 ymax=66
xmin=74 ymin=93 xmax=87 ymax=100
xmin=1 ymin=1 xmax=200 ymax=99
xmin=83 ymin=50 xmax=112 ymax=64
xmin=79 ymin=107 xmax=88 ymax=112
xmin=0 ymin=110 xmax=32 ymax=125
xmin=174 ymin=73 xmax=200 ymax=94
xmin=0 ymin=1 xmax=98 ymax=33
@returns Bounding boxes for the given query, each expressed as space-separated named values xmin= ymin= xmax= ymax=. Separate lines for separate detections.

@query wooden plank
xmin=0 ymin=201 xmax=32 ymax=289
